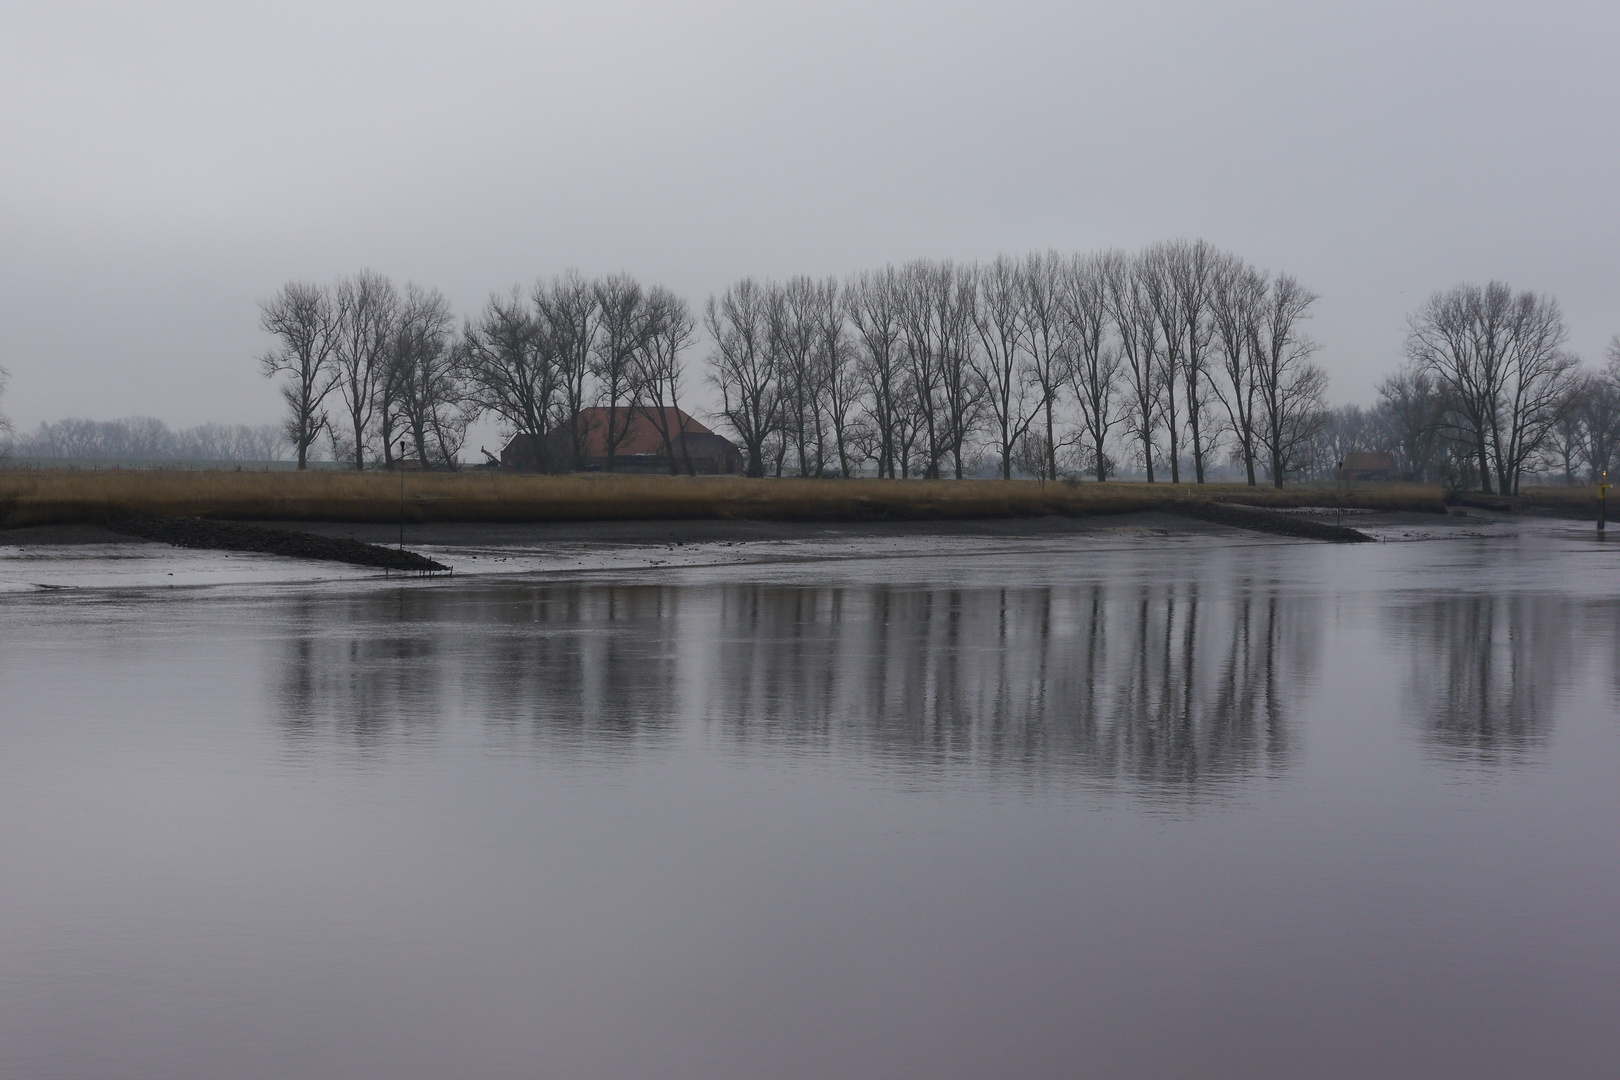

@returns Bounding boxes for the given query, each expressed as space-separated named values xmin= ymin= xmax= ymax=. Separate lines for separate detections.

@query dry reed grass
xmin=0 ymin=467 xmax=1448 ymax=529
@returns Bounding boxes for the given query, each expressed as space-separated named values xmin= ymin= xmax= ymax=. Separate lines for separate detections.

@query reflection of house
xmin=1339 ymin=451 xmax=1396 ymax=482
xmin=500 ymin=408 xmax=743 ymax=474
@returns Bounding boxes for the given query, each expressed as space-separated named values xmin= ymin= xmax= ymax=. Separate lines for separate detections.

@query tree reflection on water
xmin=272 ymin=578 xmax=1319 ymax=801
xmin=1396 ymin=593 xmax=1583 ymax=766
xmin=706 ymin=580 xmax=1315 ymax=800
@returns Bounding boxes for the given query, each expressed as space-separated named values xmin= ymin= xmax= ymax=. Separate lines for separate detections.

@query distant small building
xmin=1338 ymin=451 xmax=1396 ymax=483
xmin=501 ymin=408 xmax=743 ymax=475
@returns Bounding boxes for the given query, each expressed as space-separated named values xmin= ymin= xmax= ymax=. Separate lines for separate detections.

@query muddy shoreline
xmin=150 ymin=506 xmax=1400 ymax=549
xmin=1 ymin=507 xmax=1485 ymax=553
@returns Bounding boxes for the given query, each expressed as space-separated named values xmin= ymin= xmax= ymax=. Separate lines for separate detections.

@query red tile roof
xmin=569 ymin=408 xmax=715 ymax=458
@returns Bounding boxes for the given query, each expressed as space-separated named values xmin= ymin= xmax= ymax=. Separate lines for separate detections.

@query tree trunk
xmin=657 ymin=420 xmax=679 ymax=475
xmin=1045 ymin=399 xmax=1056 ymax=481
xmin=680 ymin=426 xmax=696 ymax=476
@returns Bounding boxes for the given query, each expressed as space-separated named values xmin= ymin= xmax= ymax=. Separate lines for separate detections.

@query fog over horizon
xmin=3 ymin=0 xmax=1617 ymax=435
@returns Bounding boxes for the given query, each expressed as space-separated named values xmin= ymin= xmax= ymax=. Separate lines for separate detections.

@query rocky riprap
xmin=1165 ymin=501 xmax=1376 ymax=542
xmin=105 ymin=514 xmax=451 ymax=572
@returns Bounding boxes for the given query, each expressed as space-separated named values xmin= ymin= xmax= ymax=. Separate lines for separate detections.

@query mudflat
xmin=1 ymin=507 xmax=1492 ymax=552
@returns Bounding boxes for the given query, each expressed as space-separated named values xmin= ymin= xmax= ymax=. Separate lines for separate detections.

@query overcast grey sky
xmin=2 ymin=0 xmax=1616 ymax=434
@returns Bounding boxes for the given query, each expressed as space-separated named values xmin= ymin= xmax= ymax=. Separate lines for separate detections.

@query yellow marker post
xmin=1600 ymin=472 xmax=1610 ymax=535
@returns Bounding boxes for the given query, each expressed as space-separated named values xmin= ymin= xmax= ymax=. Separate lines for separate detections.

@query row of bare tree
xmin=709 ymin=243 xmax=1326 ymax=485
xmin=460 ymin=273 xmax=699 ymax=473
xmin=262 ymin=247 xmax=1324 ymax=482
xmin=259 ymin=272 xmax=462 ymax=469
xmin=257 ymin=259 xmax=1612 ymax=490
xmin=261 ymin=270 xmax=703 ymax=472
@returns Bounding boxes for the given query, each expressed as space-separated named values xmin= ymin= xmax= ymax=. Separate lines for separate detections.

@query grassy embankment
xmin=0 ymin=468 xmax=1452 ymax=530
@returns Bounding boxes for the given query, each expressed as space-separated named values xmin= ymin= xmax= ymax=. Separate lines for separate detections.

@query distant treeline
xmin=4 ymin=417 xmax=288 ymax=462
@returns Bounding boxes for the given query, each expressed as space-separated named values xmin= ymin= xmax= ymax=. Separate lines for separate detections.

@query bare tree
xmin=259 ymin=280 xmax=338 ymax=469
xmin=813 ymin=277 xmax=862 ymax=477
xmin=1143 ymin=243 xmax=1187 ymax=482
xmin=1252 ymin=274 xmax=1327 ymax=487
xmin=391 ymin=284 xmax=464 ymax=468
xmin=0 ymin=364 xmax=12 ymax=449
xmin=892 ymin=379 xmax=922 ymax=477
xmin=331 ymin=269 xmax=398 ymax=470
xmin=1323 ymin=404 xmax=1375 ymax=464
xmin=1542 ymin=375 xmax=1590 ymax=485
xmin=768 ymin=277 xmax=825 ymax=476
xmin=635 ymin=287 xmax=700 ymax=475
xmin=1496 ymin=294 xmax=1579 ymax=493
xmin=1376 ymin=365 xmax=1447 ymax=480
xmin=935 ymin=262 xmax=982 ymax=478
xmin=1209 ymin=254 xmax=1267 ymax=485
xmin=1104 ymin=251 xmax=1162 ymax=481
xmin=538 ymin=271 xmax=599 ymax=471
xmin=1405 ymin=284 xmax=1500 ymax=491
xmin=707 ymin=278 xmax=778 ymax=477
xmin=592 ymin=274 xmax=653 ymax=471
xmin=897 ymin=260 xmax=948 ymax=477
xmin=1583 ymin=340 xmax=1620 ymax=480
xmin=461 ymin=285 xmax=556 ymax=470
xmin=971 ymin=254 xmax=1038 ymax=479
xmin=846 ymin=267 xmax=906 ymax=478
xmin=1020 ymin=251 xmax=1070 ymax=480
xmin=1406 ymin=282 xmax=1578 ymax=493
xmin=1061 ymin=252 xmax=1120 ymax=482
xmin=1169 ymin=239 xmax=1218 ymax=482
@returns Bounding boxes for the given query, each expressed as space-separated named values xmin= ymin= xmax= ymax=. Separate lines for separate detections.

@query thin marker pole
xmin=399 ymin=439 xmax=407 ymax=553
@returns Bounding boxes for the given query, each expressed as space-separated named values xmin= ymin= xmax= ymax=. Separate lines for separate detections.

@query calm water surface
xmin=2 ymin=529 xmax=1618 ymax=1079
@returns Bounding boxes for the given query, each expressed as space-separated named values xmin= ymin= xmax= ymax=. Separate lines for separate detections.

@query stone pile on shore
xmin=105 ymin=514 xmax=450 ymax=572
xmin=1166 ymin=501 xmax=1375 ymax=542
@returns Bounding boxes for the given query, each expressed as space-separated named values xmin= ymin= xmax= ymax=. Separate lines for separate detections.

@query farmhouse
xmin=1338 ymin=451 xmax=1396 ymax=482
xmin=500 ymin=407 xmax=743 ymax=474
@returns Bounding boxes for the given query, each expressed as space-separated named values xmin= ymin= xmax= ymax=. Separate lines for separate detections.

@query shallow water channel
xmin=2 ymin=526 xmax=1618 ymax=1079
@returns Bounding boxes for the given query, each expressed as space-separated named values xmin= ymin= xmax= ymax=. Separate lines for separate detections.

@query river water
xmin=2 ymin=524 xmax=1617 ymax=1079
